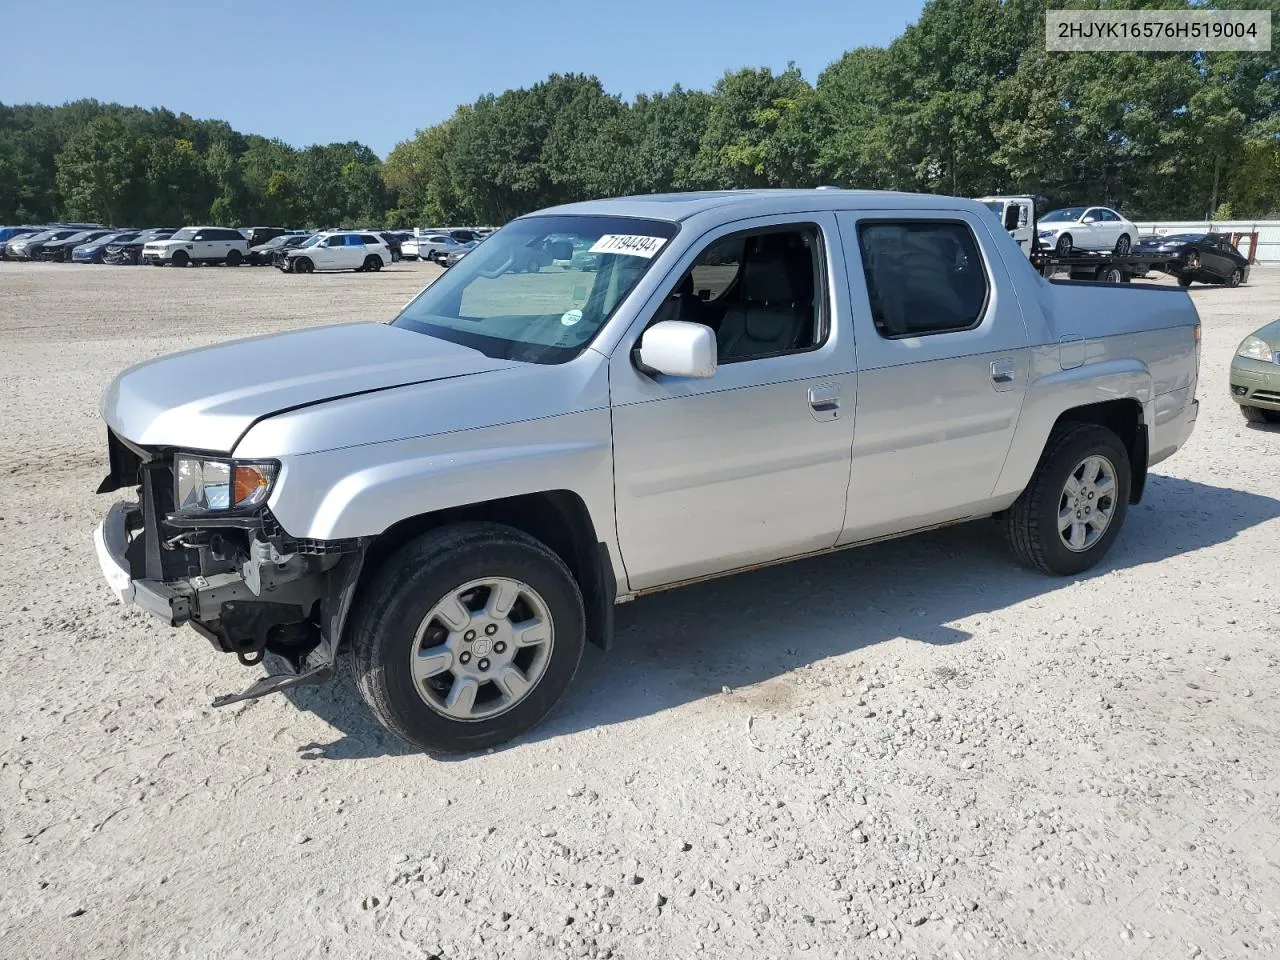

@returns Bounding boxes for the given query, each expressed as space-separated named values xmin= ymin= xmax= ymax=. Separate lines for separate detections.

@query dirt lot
xmin=1 ymin=261 xmax=1278 ymax=960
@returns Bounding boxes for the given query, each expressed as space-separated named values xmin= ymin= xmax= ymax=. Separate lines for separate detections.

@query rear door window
xmin=856 ymin=220 xmax=989 ymax=338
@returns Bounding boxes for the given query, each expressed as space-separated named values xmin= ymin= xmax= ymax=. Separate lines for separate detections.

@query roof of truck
xmin=531 ymin=189 xmax=985 ymax=223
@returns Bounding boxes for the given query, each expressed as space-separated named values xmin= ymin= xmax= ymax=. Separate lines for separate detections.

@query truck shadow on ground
xmin=289 ymin=473 xmax=1280 ymax=760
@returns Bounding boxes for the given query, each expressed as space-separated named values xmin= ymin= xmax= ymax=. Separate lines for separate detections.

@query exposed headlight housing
xmin=175 ymin=456 xmax=278 ymax=513
xmin=1237 ymin=334 xmax=1275 ymax=363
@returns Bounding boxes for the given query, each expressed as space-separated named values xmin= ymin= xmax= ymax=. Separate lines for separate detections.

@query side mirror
xmin=1002 ymin=207 xmax=1020 ymax=231
xmin=636 ymin=320 xmax=717 ymax=379
xmin=1082 ymin=216 xmax=1097 ymax=223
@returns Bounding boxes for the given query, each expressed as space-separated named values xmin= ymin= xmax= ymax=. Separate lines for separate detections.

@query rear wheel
xmin=171 ymin=250 xmax=189 ymax=268
xmin=1114 ymin=234 xmax=1131 ymax=255
xmin=1003 ymin=423 xmax=1131 ymax=576
xmin=350 ymin=523 xmax=585 ymax=753
xmin=1055 ymin=233 xmax=1072 ymax=256
xmin=226 ymin=249 xmax=242 ymax=267
xmin=363 ymin=254 xmax=382 ymax=272
xmin=1097 ymin=266 xmax=1123 ymax=283
xmin=1241 ymin=404 xmax=1280 ymax=424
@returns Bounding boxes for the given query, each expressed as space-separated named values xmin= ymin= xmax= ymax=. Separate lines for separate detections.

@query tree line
xmin=3 ymin=0 xmax=1277 ymax=230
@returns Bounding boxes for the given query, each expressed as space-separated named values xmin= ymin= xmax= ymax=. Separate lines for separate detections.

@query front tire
xmin=1228 ymin=268 xmax=1243 ymax=287
xmin=226 ymin=249 xmax=243 ymax=267
xmin=350 ymin=523 xmax=586 ymax=753
xmin=171 ymin=250 xmax=189 ymax=268
xmin=1178 ymin=275 xmax=1193 ymax=287
xmin=293 ymin=256 xmax=314 ymax=274
xmin=1240 ymin=404 xmax=1280 ymax=424
xmin=1003 ymin=423 xmax=1131 ymax=576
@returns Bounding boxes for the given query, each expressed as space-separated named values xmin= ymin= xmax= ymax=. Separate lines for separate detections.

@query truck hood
xmin=102 ymin=322 xmax=515 ymax=453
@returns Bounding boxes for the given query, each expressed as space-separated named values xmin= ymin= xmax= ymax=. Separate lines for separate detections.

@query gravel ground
xmin=1 ymin=261 xmax=1278 ymax=960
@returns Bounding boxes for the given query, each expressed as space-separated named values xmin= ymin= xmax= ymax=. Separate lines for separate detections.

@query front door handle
xmin=808 ymin=384 xmax=841 ymax=421
xmin=990 ymin=359 xmax=1015 ymax=384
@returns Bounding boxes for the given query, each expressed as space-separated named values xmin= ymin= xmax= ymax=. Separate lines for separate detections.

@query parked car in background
xmin=73 ymin=231 xmax=138 ymax=263
xmin=4 ymin=228 xmax=86 ymax=260
xmin=142 ymin=227 xmax=250 ymax=266
xmin=0 ymin=225 xmax=45 ymax=248
xmin=245 ymin=226 xmax=289 ymax=249
xmin=407 ymin=233 xmax=473 ymax=263
xmin=277 ymin=231 xmax=391 ymax=273
xmin=1036 ymin=206 xmax=1138 ymax=256
xmin=1230 ymin=320 xmax=1280 ymax=424
xmin=1134 ymin=232 xmax=1250 ymax=288
xmin=39 ymin=229 xmax=118 ymax=262
xmin=103 ymin=229 xmax=176 ymax=265
xmin=442 ymin=246 xmax=473 ymax=268
xmin=248 ymin=232 xmax=311 ymax=265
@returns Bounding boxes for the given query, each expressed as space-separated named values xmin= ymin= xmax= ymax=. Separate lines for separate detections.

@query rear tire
xmin=171 ymin=250 xmax=189 ymax=268
xmin=350 ymin=523 xmax=585 ymax=753
xmin=1003 ymin=423 xmax=1131 ymax=576
xmin=1055 ymin=233 xmax=1072 ymax=256
xmin=1240 ymin=404 xmax=1280 ymax=424
xmin=1114 ymin=234 xmax=1131 ymax=255
xmin=363 ymin=254 xmax=382 ymax=272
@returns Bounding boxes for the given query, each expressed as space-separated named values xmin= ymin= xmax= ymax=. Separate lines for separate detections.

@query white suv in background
xmin=141 ymin=227 xmax=251 ymax=266
xmin=404 ymin=233 xmax=473 ymax=263
xmin=277 ymin=231 xmax=392 ymax=273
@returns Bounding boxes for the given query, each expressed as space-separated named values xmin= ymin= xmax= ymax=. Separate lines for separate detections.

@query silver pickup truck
xmin=94 ymin=189 xmax=1201 ymax=752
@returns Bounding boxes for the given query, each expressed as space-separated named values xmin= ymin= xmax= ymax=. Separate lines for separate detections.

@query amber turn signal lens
xmin=233 ymin=464 xmax=273 ymax=507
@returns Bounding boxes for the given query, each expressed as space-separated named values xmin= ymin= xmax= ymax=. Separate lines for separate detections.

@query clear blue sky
xmin=0 ymin=0 xmax=923 ymax=156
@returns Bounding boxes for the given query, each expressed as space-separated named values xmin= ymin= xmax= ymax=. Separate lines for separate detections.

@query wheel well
xmin=1053 ymin=399 xmax=1148 ymax=503
xmin=357 ymin=491 xmax=615 ymax=650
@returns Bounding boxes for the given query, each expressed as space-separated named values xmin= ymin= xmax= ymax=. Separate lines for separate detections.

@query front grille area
xmin=1253 ymin=390 xmax=1280 ymax=404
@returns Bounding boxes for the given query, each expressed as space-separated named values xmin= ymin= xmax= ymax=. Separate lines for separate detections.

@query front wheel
xmin=350 ymin=523 xmax=586 ymax=753
xmin=1241 ymin=404 xmax=1280 ymax=424
xmin=171 ymin=250 xmax=189 ymax=268
xmin=226 ymin=249 xmax=243 ymax=267
xmin=1002 ymin=423 xmax=1131 ymax=576
xmin=293 ymin=256 xmax=314 ymax=274
xmin=1228 ymin=268 xmax=1243 ymax=287
xmin=1178 ymin=275 xmax=1194 ymax=287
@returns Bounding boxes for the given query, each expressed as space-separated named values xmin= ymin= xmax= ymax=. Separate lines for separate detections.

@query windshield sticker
xmin=588 ymin=234 xmax=667 ymax=258
xmin=560 ymin=309 xmax=584 ymax=327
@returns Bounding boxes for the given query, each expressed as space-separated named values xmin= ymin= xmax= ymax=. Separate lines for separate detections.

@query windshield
xmin=168 ymin=227 xmax=198 ymax=241
xmin=299 ymin=235 xmax=324 ymax=248
xmin=393 ymin=215 xmax=678 ymax=364
xmin=1039 ymin=207 xmax=1087 ymax=223
xmin=979 ymin=200 xmax=1005 ymax=217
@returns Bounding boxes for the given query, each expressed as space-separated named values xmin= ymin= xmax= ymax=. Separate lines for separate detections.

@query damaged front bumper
xmin=93 ymin=436 xmax=368 ymax=706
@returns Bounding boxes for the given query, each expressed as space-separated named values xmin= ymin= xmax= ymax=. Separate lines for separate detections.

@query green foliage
xmin=3 ymin=0 xmax=1278 ymax=228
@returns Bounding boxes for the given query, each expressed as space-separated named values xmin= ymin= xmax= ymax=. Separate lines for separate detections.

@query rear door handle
xmin=990 ymin=359 xmax=1015 ymax=384
xmin=808 ymin=384 xmax=841 ymax=421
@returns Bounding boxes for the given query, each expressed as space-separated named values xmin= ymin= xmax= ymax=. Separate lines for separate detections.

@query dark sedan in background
xmin=38 ymin=229 xmax=118 ymax=262
xmin=73 ymin=231 xmax=139 ymax=263
xmin=1135 ymin=232 xmax=1251 ymax=287
xmin=102 ymin=229 xmax=177 ymax=265
xmin=4 ymin=228 xmax=84 ymax=260
xmin=248 ymin=232 xmax=311 ymax=265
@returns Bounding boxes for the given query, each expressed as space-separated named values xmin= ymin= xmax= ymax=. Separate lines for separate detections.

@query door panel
xmin=834 ymin=210 xmax=1031 ymax=544
xmin=609 ymin=213 xmax=857 ymax=590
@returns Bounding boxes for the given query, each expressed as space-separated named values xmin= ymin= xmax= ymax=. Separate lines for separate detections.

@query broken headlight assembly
xmin=175 ymin=456 xmax=278 ymax=514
